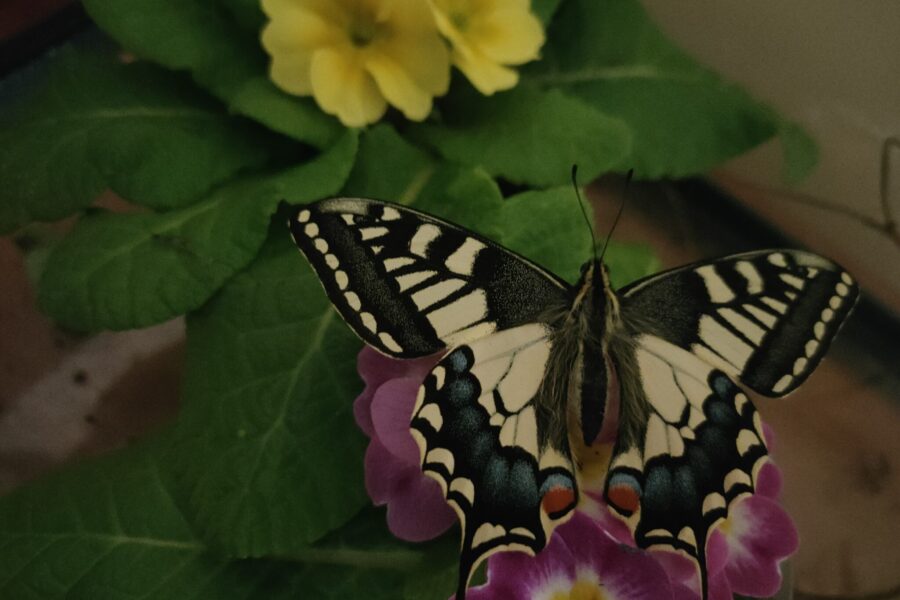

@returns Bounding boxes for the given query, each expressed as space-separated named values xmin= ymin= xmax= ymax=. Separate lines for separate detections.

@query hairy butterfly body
xmin=288 ymin=197 xmax=857 ymax=599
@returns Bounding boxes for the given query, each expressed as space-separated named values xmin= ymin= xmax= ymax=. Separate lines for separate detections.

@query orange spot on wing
xmin=542 ymin=487 xmax=576 ymax=516
xmin=608 ymin=483 xmax=640 ymax=514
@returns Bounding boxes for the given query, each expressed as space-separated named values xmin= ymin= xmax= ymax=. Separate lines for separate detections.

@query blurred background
xmin=1 ymin=2 xmax=898 ymax=598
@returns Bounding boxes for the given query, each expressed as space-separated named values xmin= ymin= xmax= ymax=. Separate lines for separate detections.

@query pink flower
xmin=354 ymin=348 xmax=797 ymax=598
xmin=466 ymin=511 xmax=679 ymax=600
xmin=354 ymin=347 xmax=456 ymax=542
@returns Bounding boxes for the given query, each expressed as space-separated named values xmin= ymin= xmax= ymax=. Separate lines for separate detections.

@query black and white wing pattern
xmin=620 ymin=250 xmax=858 ymax=397
xmin=411 ymin=324 xmax=579 ymax=598
xmin=289 ymin=198 xmax=569 ymax=358
xmin=604 ymin=334 xmax=768 ymax=597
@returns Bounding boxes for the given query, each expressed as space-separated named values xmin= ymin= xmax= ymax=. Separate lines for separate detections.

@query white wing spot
xmin=425 ymin=447 xmax=454 ymax=473
xmin=779 ymin=273 xmax=805 ymax=290
xmin=314 ymin=238 xmax=329 ymax=253
xmin=410 ymin=224 xmax=441 ymax=258
xmin=450 ymin=477 xmax=475 ymax=505
xmin=427 ymin=290 xmax=488 ymax=338
xmin=411 ymin=279 xmax=467 ymax=310
xmin=703 ymin=493 xmax=726 ymax=515
xmin=378 ymin=332 xmax=403 ymax=353
xmin=325 ymin=254 xmax=339 ymax=269
xmin=841 ymin=272 xmax=853 ymax=285
xmin=793 ymin=356 xmax=808 ymax=375
xmin=761 ymin=296 xmax=788 ymax=314
xmin=805 ymin=339 xmax=819 ymax=357
xmin=695 ymin=265 xmax=736 ymax=303
xmin=396 ymin=270 xmax=435 ymax=292
xmin=699 ymin=315 xmax=753 ymax=369
xmin=768 ymin=253 xmax=788 ymax=267
xmin=297 ymin=209 xmax=311 ymax=223
xmin=360 ymin=312 xmax=377 ymax=332
xmin=384 ymin=257 xmax=415 ymax=272
xmin=718 ymin=307 xmax=766 ymax=344
xmin=772 ymin=374 xmax=792 ymax=394
xmin=344 ymin=291 xmax=361 ymax=311
xmin=304 ymin=223 xmax=319 ymax=237
xmin=814 ymin=321 xmax=826 ymax=339
xmin=360 ymin=226 xmax=388 ymax=241
xmin=335 ymin=270 xmax=349 ymax=290
xmin=836 ymin=282 xmax=850 ymax=297
xmin=381 ymin=206 xmax=401 ymax=221
xmin=821 ymin=307 xmax=835 ymax=322
xmin=340 ymin=214 xmax=355 ymax=225
xmin=445 ymin=238 xmax=486 ymax=276
xmin=735 ymin=261 xmax=764 ymax=294
xmin=744 ymin=303 xmax=777 ymax=327
xmin=473 ymin=523 xmax=507 ymax=548
xmin=432 ymin=366 xmax=446 ymax=390
xmin=829 ymin=296 xmax=841 ymax=309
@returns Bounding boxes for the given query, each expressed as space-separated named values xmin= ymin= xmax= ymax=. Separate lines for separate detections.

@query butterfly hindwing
xmin=605 ymin=334 xmax=769 ymax=596
xmin=620 ymin=250 xmax=858 ymax=397
xmin=289 ymin=198 xmax=569 ymax=358
xmin=411 ymin=324 xmax=579 ymax=597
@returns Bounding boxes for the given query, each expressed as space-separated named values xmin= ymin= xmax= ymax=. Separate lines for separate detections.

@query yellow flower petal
xmin=269 ymin=51 xmax=314 ymax=95
xmin=453 ymin=46 xmax=518 ymax=95
xmin=366 ymin=32 xmax=450 ymax=120
xmin=310 ymin=47 xmax=386 ymax=126
xmin=469 ymin=7 xmax=544 ymax=64
xmin=260 ymin=6 xmax=341 ymax=52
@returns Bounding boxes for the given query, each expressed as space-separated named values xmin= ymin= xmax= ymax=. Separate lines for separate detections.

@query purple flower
xmin=466 ymin=511 xmax=679 ymax=600
xmin=354 ymin=347 xmax=456 ymax=542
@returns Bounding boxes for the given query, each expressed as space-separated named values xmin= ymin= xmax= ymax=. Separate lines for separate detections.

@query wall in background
xmin=642 ymin=0 xmax=900 ymax=313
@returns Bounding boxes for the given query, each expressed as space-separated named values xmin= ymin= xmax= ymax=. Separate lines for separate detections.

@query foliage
xmin=0 ymin=0 xmax=815 ymax=597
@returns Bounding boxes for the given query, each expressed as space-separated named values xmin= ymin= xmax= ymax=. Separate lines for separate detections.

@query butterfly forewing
xmin=605 ymin=334 xmax=769 ymax=594
xmin=289 ymin=198 xmax=570 ymax=358
xmin=620 ymin=250 xmax=858 ymax=397
xmin=411 ymin=324 xmax=579 ymax=597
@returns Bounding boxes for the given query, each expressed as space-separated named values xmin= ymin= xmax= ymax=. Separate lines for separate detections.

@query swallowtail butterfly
xmin=288 ymin=197 xmax=857 ymax=599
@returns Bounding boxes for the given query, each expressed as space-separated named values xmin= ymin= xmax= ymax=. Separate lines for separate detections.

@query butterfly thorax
xmin=536 ymin=260 xmax=621 ymax=457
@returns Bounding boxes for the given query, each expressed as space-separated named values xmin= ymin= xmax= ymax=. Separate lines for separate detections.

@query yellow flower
xmin=261 ymin=0 xmax=451 ymax=127
xmin=429 ymin=0 xmax=545 ymax=95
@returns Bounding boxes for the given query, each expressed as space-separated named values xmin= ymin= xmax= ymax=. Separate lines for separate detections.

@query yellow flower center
xmin=348 ymin=18 xmax=378 ymax=47
xmin=550 ymin=579 xmax=609 ymax=600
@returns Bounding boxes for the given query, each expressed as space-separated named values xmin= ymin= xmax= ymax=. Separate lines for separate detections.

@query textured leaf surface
xmin=174 ymin=232 xmax=369 ymax=556
xmin=0 ymin=438 xmax=282 ymax=600
xmin=82 ymin=0 xmax=340 ymax=146
xmin=527 ymin=0 xmax=785 ymax=178
xmin=172 ymin=130 xmax=501 ymax=556
xmin=38 ymin=133 xmax=357 ymax=331
xmin=0 ymin=50 xmax=271 ymax=232
xmin=413 ymin=85 xmax=630 ymax=187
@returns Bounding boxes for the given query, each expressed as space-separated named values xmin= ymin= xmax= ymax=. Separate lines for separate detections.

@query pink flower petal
xmin=371 ymin=377 xmax=422 ymax=464
xmin=354 ymin=348 xmax=438 ymax=435
xmin=363 ymin=438 xmax=409 ymax=505
xmin=756 ymin=461 xmax=783 ymax=499
xmin=724 ymin=495 xmax=798 ymax=597
xmin=385 ymin=470 xmax=456 ymax=542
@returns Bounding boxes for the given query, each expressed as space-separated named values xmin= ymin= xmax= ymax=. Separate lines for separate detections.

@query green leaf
xmin=172 ymin=232 xmax=368 ymax=557
xmin=343 ymin=124 xmax=436 ymax=202
xmin=532 ymin=0 xmax=562 ymax=24
xmin=0 ymin=436 xmax=285 ymax=599
xmin=778 ymin=120 xmax=819 ymax=183
xmin=82 ymin=0 xmax=341 ymax=147
xmin=0 ymin=49 xmax=272 ymax=232
xmin=412 ymin=85 xmax=630 ymax=187
xmin=414 ymin=165 xmax=504 ymax=240
xmin=37 ymin=134 xmax=357 ymax=331
xmin=500 ymin=186 xmax=594 ymax=284
xmin=603 ymin=241 xmax=660 ymax=289
xmin=527 ymin=0 xmax=782 ymax=178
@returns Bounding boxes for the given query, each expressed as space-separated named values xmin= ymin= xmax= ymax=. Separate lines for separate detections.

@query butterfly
xmin=287 ymin=196 xmax=857 ymax=599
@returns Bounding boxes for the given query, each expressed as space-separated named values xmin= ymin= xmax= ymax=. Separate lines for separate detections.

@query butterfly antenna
xmin=598 ymin=169 xmax=632 ymax=261
xmin=571 ymin=165 xmax=597 ymax=259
